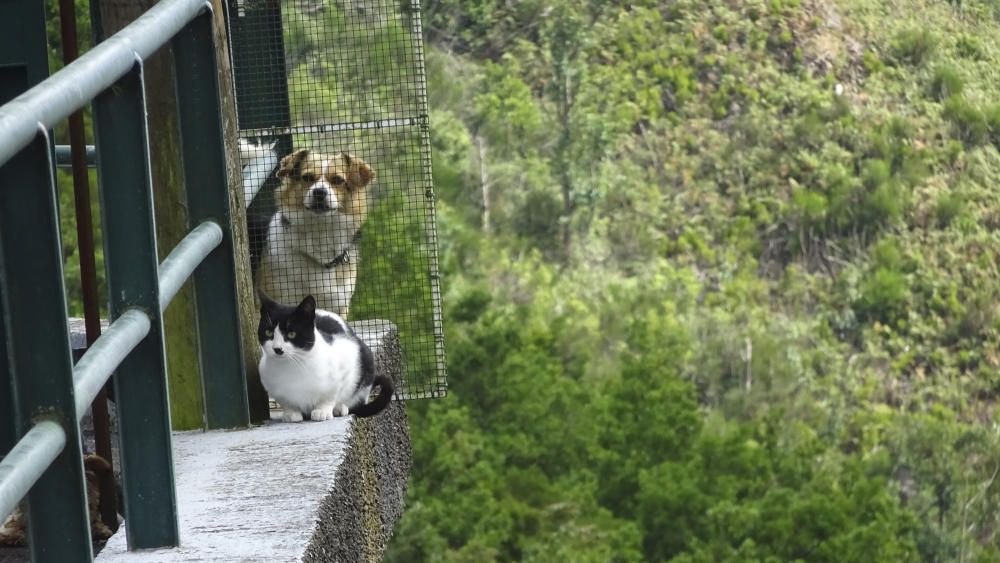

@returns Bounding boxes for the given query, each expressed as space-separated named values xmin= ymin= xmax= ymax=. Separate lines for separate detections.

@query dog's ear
xmin=341 ymin=153 xmax=374 ymax=187
xmin=83 ymin=454 xmax=112 ymax=475
xmin=277 ymin=149 xmax=310 ymax=179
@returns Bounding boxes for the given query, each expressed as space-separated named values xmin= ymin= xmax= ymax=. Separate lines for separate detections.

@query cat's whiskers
xmin=286 ymin=351 xmax=309 ymax=371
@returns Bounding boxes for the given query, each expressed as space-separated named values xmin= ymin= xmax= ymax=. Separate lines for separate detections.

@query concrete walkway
xmin=97 ymin=416 xmax=353 ymax=562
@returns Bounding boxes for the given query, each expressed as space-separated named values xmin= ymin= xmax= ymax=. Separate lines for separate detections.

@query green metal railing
xmin=0 ymin=0 xmax=249 ymax=560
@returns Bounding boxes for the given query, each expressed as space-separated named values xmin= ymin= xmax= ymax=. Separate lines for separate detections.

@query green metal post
xmin=0 ymin=94 xmax=16 ymax=460
xmin=0 ymin=134 xmax=92 ymax=561
xmin=93 ymin=64 xmax=179 ymax=549
xmin=226 ymin=0 xmax=292 ymax=136
xmin=172 ymin=9 xmax=250 ymax=429
xmin=0 ymin=0 xmax=91 ymax=559
xmin=0 ymin=0 xmax=53 ymax=463
xmin=0 ymin=285 xmax=10 ymax=457
xmin=0 ymin=0 xmax=50 ymax=87
xmin=226 ymin=0 xmax=293 ymax=208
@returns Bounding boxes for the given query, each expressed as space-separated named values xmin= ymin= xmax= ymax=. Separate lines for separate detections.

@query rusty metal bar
xmin=57 ymin=0 xmax=119 ymax=534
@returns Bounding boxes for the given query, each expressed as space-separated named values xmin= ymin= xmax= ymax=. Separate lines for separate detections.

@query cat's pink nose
xmin=273 ymin=347 xmax=284 ymax=356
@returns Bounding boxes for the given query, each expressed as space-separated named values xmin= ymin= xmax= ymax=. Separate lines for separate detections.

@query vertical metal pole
xmin=0 ymin=134 xmax=92 ymax=562
xmin=93 ymin=64 xmax=179 ymax=549
xmin=173 ymin=9 xmax=250 ymax=430
xmin=57 ymin=0 xmax=119 ymax=533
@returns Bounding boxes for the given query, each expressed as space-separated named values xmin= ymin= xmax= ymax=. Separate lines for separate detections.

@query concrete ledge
xmin=98 ymin=418 xmax=353 ymax=561
xmin=95 ymin=320 xmax=410 ymax=562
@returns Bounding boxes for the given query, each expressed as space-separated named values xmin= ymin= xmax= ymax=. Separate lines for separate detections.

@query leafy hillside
xmin=390 ymin=0 xmax=1000 ymax=561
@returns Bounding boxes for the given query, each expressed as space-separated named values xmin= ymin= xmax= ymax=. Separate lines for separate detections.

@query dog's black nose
xmin=274 ymin=347 xmax=284 ymax=356
xmin=313 ymin=189 xmax=327 ymax=201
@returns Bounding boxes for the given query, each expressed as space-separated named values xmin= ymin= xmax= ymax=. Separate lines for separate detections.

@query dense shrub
xmin=890 ymin=29 xmax=938 ymax=66
xmin=926 ymin=65 xmax=965 ymax=100
xmin=943 ymin=96 xmax=988 ymax=146
xmin=854 ymin=240 xmax=912 ymax=324
xmin=934 ymin=191 xmax=965 ymax=228
xmin=956 ymin=34 xmax=986 ymax=60
xmin=984 ymin=103 xmax=1000 ymax=147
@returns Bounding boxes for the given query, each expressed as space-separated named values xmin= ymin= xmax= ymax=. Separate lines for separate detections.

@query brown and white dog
xmin=256 ymin=149 xmax=375 ymax=318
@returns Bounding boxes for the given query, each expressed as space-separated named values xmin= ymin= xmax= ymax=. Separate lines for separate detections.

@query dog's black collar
xmin=280 ymin=212 xmax=362 ymax=269
xmin=321 ymin=248 xmax=351 ymax=269
xmin=297 ymin=246 xmax=352 ymax=269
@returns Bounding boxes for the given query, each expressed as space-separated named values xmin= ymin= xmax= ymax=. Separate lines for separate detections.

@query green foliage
xmin=943 ymin=95 xmax=989 ymax=146
xmin=855 ymin=239 xmax=912 ymax=325
xmin=889 ymin=29 xmax=939 ymax=66
xmin=983 ymin=103 xmax=1000 ymax=147
xmin=383 ymin=0 xmax=1000 ymax=561
xmin=637 ymin=427 xmax=919 ymax=562
xmin=927 ymin=65 xmax=965 ymax=100
xmin=863 ymin=49 xmax=886 ymax=73
xmin=934 ymin=191 xmax=965 ymax=227
xmin=474 ymin=60 xmax=545 ymax=146
xmin=955 ymin=34 xmax=986 ymax=60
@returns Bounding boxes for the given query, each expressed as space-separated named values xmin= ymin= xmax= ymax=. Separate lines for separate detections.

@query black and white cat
xmin=257 ymin=291 xmax=393 ymax=420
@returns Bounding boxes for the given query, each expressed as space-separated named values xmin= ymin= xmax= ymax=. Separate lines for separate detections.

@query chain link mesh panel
xmin=226 ymin=0 xmax=445 ymax=400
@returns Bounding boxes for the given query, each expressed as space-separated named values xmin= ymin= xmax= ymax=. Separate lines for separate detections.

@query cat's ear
xmin=296 ymin=295 xmax=317 ymax=317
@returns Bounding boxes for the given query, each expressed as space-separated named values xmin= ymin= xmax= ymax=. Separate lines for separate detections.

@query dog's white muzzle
xmin=305 ymin=183 xmax=338 ymax=214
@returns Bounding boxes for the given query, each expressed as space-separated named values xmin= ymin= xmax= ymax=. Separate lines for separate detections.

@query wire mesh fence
xmin=226 ymin=0 xmax=445 ymax=400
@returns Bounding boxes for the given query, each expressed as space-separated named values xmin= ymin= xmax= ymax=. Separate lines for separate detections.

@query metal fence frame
xmin=0 ymin=0 xmax=248 ymax=560
xmin=225 ymin=0 xmax=448 ymax=399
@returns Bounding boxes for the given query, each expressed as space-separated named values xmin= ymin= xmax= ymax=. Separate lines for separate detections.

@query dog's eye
xmin=301 ymin=172 xmax=317 ymax=183
xmin=330 ymin=175 xmax=346 ymax=185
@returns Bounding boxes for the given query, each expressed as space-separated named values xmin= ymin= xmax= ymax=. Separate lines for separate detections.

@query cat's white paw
xmin=310 ymin=407 xmax=334 ymax=421
xmin=333 ymin=404 xmax=350 ymax=417
xmin=282 ymin=410 xmax=304 ymax=423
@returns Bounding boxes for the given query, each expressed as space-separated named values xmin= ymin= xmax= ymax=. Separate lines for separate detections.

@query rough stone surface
xmin=303 ymin=321 xmax=411 ymax=563
xmin=88 ymin=319 xmax=409 ymax=562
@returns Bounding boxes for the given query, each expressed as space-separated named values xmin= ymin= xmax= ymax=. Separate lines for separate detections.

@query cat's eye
xmin=265 ymin=329 xmax=273 ymax=337
xmin=287 ymin=331 xmax=297 ymax=339
xmin=301 ymin=172 xmax=317 ymax=183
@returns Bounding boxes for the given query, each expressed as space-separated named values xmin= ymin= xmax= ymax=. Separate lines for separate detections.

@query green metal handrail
xmin=0 ymin=0 xmax=248 ymax=560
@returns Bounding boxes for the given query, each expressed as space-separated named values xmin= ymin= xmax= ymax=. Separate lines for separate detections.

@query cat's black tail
xmin=350 ymin=375 xmax=394 ymax=418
